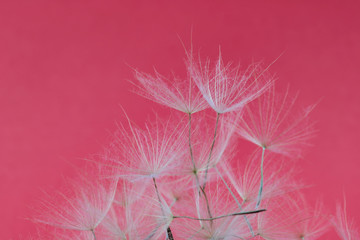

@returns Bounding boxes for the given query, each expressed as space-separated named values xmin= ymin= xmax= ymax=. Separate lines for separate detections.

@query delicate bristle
xmin=32 ymin=46 xmax=346 ymax=240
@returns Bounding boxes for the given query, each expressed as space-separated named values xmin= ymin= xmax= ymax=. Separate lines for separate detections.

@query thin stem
xmin=167 ymin=227 xmax=174 ymax=240
xmin=188 ymin=112 xmax=213 ymax=227
xmin=91 ymin=229 xmax=96 ymax=240
xmin=215 ymin=166 xmax=255 ymax=236
xmin=193 ymin=175 xmax=205 ymax=228
xmin=153 ymin=177 xmax=165 ymax=215
xmin=214 ymin=167 xmax=242 ymax=208
xmin=169 ymin=198 xmax=177 ymax=209
xmin=188 ymin=113 xmax=196 ymax=169
xmin=152 ymin=178 xmax=174 ymax=240
xmin=194 ymin=172 xmax=214 ymax=227
xmin=199 ymin=185 xmax=213 ymax=224
xmin=203 ymin=112 xmax=220 ymax=190
xmin=255 ymin=147 xmax=266 ymax=209
xmin=173 ymin=209 xmax=265 ymax=221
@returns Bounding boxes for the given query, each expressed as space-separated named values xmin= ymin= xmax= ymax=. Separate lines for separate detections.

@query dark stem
xmin=173 ymin=209 xmax=266 ymax=221
xmin=91 ymin=229 xmax=96 ymax=240
xmin=167 ymin=227 xmax=174 ymax=240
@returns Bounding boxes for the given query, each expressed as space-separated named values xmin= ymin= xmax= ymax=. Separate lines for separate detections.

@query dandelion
xmin=188 ymin=51 xmax=273 ymax=196
xmin=101 ymin=181 xmax=148 ymax=239
xmin=183 ymin=115 xmax=236 ymax=183
xmin=233 ymin=85 xmax=315 ymax=209
xmin=256 ymin=199 xmax=296 ymax=240
xmin=158 ymin=176 xmax=195 ymax=211
xmin=110 ymin=114 xmax=186 ymax=181
xmin=34 ymin=175 xmax=118 ymax=239
xmin=188 ymin=50 xmax=273 ymax=114
xmin=177 ymin=179 xmax=256 ymax=240
xmin=138 ymin=180 xmax=176 ymax=240
xmin=235 ymin=85 xmax=315 ymax=157
xmin=133 ymin=66 xmax=208 ymax=114
xmin=286 ymin=199 xmax=329 ymax=240
xmin=219 ymin=154 xmax=302 ymax=207
xmin=256 ymin=195 xmax=329 ymax=240
xmin=32 ymin=46 xmax=341 ymax=240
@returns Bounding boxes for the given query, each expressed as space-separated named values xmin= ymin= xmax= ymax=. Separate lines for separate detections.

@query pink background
xmin=1 ymin=0 xmax=359 ymax=239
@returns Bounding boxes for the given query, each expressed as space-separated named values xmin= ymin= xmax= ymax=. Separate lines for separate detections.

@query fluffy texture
xmin=255 ymin=195 xmax=329 ymax=240
xmin=220 ymin=153 xmax=302 ymax=206
xmin=189 ymin=51 xmax=273 ymax=114
xmin=32 ymin=48 xmax=354 ymax=240
xmin=133 ymin=67 xmax=209 ymax=114
xmin=109 ymin=115 xmax=187 ymax=181
xmin=34 ymin=174 xmax=118 ymax=236
xmin=235 ymin=85 xmax=315 ymax=158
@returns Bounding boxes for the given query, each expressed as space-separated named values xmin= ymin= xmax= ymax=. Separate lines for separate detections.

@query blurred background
xmin=0 ymin=0 xmax=359 ymax=238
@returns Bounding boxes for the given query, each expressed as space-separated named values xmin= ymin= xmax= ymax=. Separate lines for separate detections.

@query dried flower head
xmin=235 ymin=85 xmax=315 ymax=157
xmin=32 ymin=46 xmax=340 ymax=240
xmin=133 ymin=66 xmax=208 ymax=114
xmin=220 ymin=153 xmax=302 ymax=206
xmin=179 ymin=180 xmax=252 ymax=239
xmin=34 ymin=174 xmax=118 ymax=237
xmin=256 ymin=195 xmax=329 ymax=240
xmin=110 ymin=115 xmax=186 ymax=181
xmin=189 ymin=50 xmax=273 ymax=114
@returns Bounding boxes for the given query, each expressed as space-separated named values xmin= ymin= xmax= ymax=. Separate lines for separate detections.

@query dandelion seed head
xmin=110 ymin=114 xmax=187 ymax=181
xmin=133 ymin=66 xmax=209 ymax=114
xmin=235 ymin=85 xmax=315 ymax=158
xmin=33 ymin=172 xmax=118 ymax=234
xmin=188 ymin=50 xmax=273 ymax=114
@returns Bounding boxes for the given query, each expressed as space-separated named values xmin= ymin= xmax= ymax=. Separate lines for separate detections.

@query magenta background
xmin=1 ymin=1 xmax=359 ymax=239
